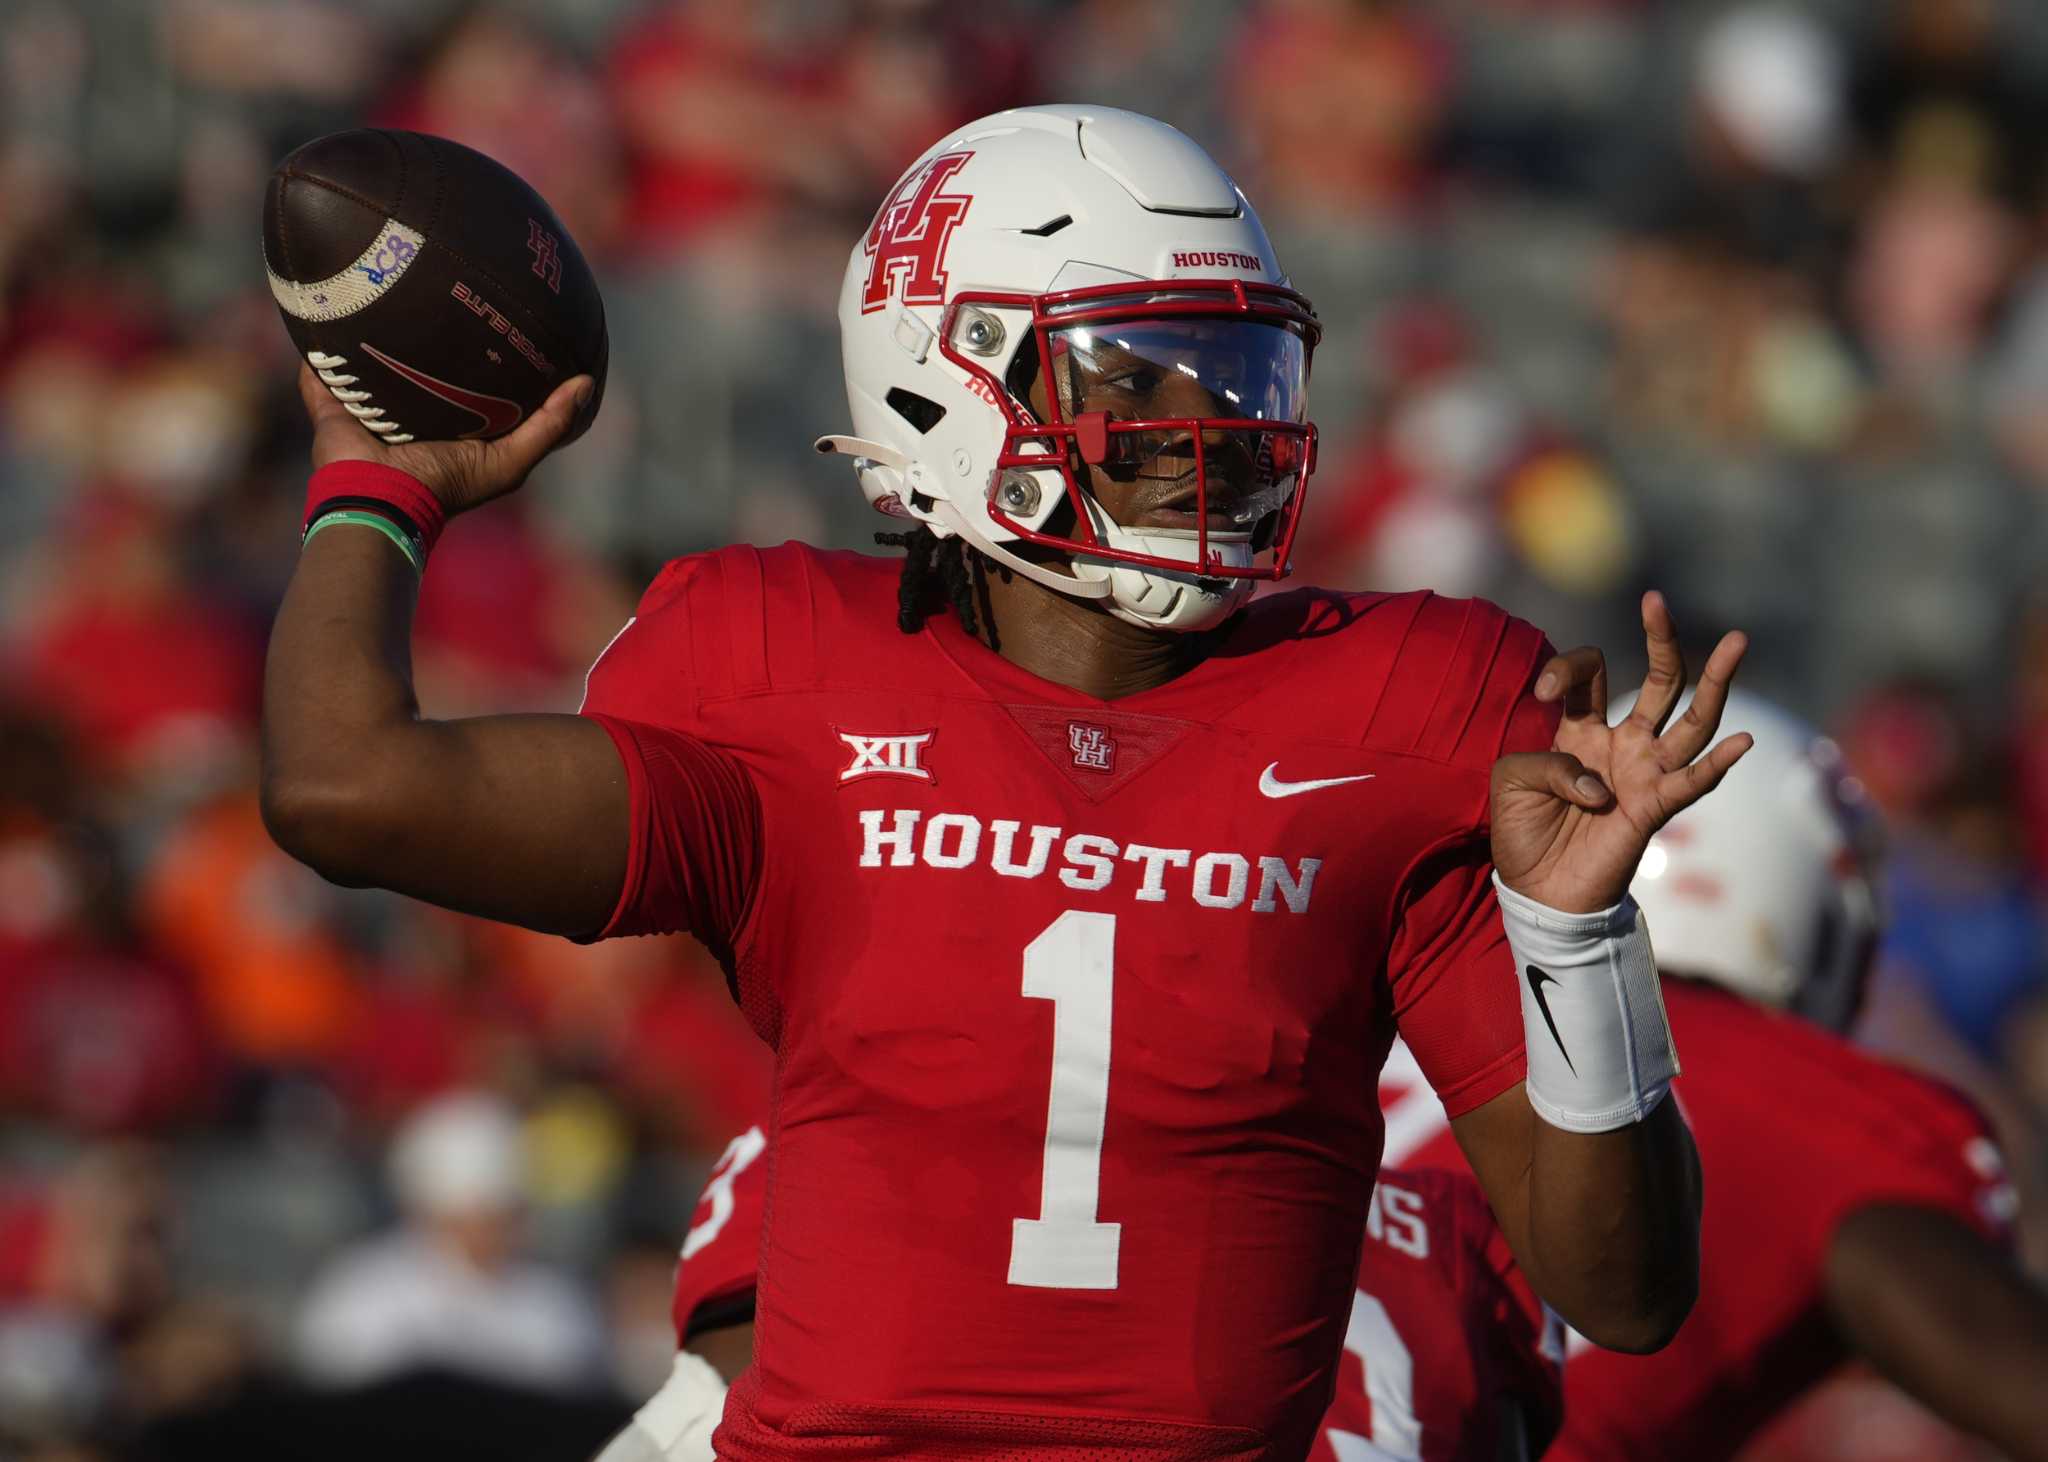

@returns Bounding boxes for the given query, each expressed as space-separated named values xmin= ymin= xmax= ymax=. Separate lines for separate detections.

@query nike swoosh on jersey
xmin=359 ymin=341 xmax=526 ymax=437
xmin=1257 ymin=763 xmax=1376 ymax=799
xmin=1525 ymin=964 xmax=1576 ymax=1076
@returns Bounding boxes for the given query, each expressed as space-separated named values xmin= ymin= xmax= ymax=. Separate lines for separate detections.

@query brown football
xmin=263 ymin=129 xmax=607 ymax=444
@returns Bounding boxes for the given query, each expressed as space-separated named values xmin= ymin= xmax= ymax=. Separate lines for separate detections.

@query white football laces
xmin=307 ymin=350 xmax=414 ymax=444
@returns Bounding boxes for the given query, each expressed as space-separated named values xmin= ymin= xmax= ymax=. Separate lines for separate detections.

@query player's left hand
xmin=1489 ymin=592 xmax=1751 ymax=914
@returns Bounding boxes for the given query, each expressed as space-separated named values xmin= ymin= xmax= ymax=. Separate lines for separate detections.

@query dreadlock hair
xmin=874 ymin=524 xmax=992 ymax=645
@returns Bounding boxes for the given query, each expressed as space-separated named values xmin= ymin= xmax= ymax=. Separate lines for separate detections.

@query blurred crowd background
xmin=3 ymin=1 xmax=2048 ymax=1458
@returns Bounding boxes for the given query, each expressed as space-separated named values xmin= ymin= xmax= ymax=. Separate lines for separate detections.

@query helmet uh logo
xmin=861 ymin=152 xmax=974 ymax=313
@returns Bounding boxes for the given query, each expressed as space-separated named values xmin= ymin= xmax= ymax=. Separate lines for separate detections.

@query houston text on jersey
xmin=856 ymin=807 xmax=1323 ymax=913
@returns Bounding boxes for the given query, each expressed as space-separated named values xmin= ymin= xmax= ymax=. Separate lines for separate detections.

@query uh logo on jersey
xmin=861 ymin=151 xmax=973 ymax=314
xmin=837 ymin=730 xmax=1323 ymax=915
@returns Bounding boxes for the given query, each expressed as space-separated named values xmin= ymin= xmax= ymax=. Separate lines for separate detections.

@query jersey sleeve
xmin=581 ymin=713 xmax=760 ymax=952
xmin=1384 ymin=839 xmax=1526 ymax=1117
xmin=576 ymin=555 xmax=764 ymax=955
xmin=1384 ymin=612 xmax=1559 ymax=1119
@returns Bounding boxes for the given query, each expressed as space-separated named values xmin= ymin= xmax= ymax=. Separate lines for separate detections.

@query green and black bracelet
xmin=302 ymin=495 xmax=429 ymax=575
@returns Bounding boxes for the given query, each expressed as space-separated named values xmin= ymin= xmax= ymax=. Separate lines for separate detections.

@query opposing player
xmin=600 ymin=1140 xmax=1559 ymax=1462
xmin=1381 ymin=689 xmax=2048 ymax=1462
xmin=263 ymin=106 xmax=1749 ymax=1456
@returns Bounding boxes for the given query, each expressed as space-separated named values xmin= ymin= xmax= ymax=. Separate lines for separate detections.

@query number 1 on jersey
xmin=1010 ymin=910 xmax=1122 ymax=1290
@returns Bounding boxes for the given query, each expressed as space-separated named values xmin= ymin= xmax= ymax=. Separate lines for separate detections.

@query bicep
xmin=351 ymin=711 xmax=634 ymax=936
xmin=271 ymin=665 xmax=768 ymax=948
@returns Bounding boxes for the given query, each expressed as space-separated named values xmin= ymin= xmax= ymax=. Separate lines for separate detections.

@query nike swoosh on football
xmin=1525 ymin=964 xmax=1577 ymax=1076
xmin=359 ymin=341 xmax=526 ymax=437
xmin=1257 ymin=763 xmax=1376 ymax=798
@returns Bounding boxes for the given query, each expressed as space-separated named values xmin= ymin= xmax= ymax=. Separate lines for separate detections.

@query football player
xmin=264 ymin=106 xmax=1751 ymax=1457
xmin=1380 ymin=688 xmax=2048 ymax=1462
xmin=1316 ymin=1166 xmax=1562 ymax=1462
xmin=599 ymin=1137 xmax=1559 ymax=1462
xmin=594 ymin=1127 xmax=764 ymax=1462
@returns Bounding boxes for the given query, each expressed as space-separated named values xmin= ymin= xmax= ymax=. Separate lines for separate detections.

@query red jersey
xmin=580 ymin=543 xmax=1555 ymax=1458
xmin=1376 ymin=981 xmax=2014 ymax=1462
xmin=671 ymin=1123 xmax=769 ymax=1344
xmin=667 ymin=1143 xmax=1563 ymax=1461
xmin=1312 ymin=1167 xmax=1562 ymax=1462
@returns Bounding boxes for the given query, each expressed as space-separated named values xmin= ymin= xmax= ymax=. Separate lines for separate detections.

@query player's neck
xmin=973 ymin=559 xmax=1213 ymax=699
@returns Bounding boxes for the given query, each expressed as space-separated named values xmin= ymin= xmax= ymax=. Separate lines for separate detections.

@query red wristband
xmin=303 ymin=461 xmax=448 ymax=558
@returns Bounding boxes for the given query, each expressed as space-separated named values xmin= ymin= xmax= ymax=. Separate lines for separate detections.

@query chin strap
xmin=933 ymin=500 xmax=1116 ymax=601
xmin=821 ymin=434 xmax=1241 ymax=626
xmin=819 ymin=435 xmax=925 ymax=524
xmin=814 ymin=435 xmax=908 ymax=470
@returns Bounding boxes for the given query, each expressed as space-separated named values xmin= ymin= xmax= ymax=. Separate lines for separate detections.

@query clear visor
xmin=1044 ymin=319 xmax=1311 ymax=526
xmin=1047 ymin=319 xmax=1309 ymax=425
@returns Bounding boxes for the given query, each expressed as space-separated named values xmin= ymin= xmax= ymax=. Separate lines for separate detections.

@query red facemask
xmin=939 ymin=278 xmax=1321 ymax=580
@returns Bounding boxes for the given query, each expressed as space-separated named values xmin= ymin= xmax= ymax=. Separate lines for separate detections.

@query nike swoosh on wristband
xmin=1525 ymin=964 xmax=1576 ymax=1076
xmin=1257 ymin=763 xmax=1376 ymax=799
xmin=359 ymin=341 xmax=526 ymax=437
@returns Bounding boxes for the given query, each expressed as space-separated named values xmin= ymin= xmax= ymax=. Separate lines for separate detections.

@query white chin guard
xmin=1069 ymin=500 xmax=1258 ymax=633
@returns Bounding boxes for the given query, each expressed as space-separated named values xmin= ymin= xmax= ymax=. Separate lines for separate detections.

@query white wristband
xmin=1493 ymin=872 xmax=1679 ymax=1133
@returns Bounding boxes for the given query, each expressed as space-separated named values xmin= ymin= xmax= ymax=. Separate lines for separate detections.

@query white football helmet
xmin=819 ymin=105 xmax=1321 ymax=633
xmin=1619 ymin=687 xmax=1882 ymax=1031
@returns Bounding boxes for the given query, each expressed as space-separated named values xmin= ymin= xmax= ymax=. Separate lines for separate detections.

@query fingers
xmin=1657 ymin=732 xmax=1754 ymax=813
xmin=1659 ymin=629 xmax=1748 ymax=765
xmin=302 ymin=360 xmax=391 ymax=470
xmin=296 ymin=361 xmax=326 ymax=418
xmin=483 ymin=374 xmax=593 ymax=483
xmin=298 ymin=360 xmax=354 ymax=430
xmin=1494 ymin=750 xmax=1613 ymax=810
xmin=1534 ymin=646 xmax=1608 ymax=722
xmin=1627 ymin=591 xmax=1687 ymax=736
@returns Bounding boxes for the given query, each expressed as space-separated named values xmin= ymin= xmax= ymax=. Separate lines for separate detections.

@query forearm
xmin=261 ymin=518 xmax=629 ymax=933
xmin=1467 ymin=876 xmax=1698 ymax=1348
xmin=261 ymin=520 xmax=462 ymax=889
xmin=684 ymin=1322 xmax=756 ymax=1385
xmin=1454 ymin=1083 xmax=1699 ymax=1352
xmin=1828 ymin=1204 xmax=2048 ymax=1462
xmin=263 ymin=522 xmax=424 ymax=793
xmin=261 ymin=371 xmax=628 ymax=931
xmin=1521 ymin=1095 xmax=1700 ymax=1351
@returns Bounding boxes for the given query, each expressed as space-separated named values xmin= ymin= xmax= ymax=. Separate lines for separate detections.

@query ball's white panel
xmin=266 ymin=220 xmax=426 ymax=322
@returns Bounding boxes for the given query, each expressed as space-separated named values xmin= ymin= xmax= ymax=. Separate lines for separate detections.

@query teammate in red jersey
xmin=1314 ymin=1166 xmax=1562 ymax=1462
xmin=596 ymin=1127 xmax=766 ymax=1462
xmin=264 ymin=105 xmax=1751 ymax=1457
xmin=602 ymin=1143 xmax=1559 ymax=1462
xmin=663 ymin=1127 xmax=764 ymax=1391
xmin=1381 ymin=689 xmax=2048 ymax=1462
